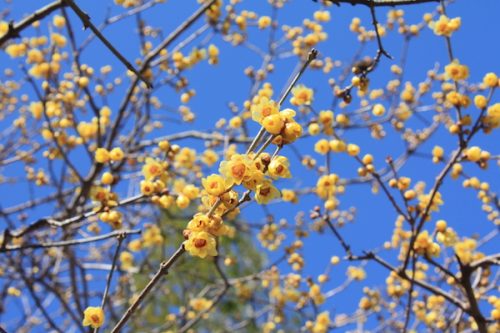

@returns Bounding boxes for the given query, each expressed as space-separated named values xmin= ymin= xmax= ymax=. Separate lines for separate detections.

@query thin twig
xmin=110 ymin=245 xmax=185 ymax=333
xmin=0 ymin=0 xmax=66 ymax=46
xmin=2 ymin=230 xmax=140 ymax=252
xmin=62 ymin=0 xmax=152 ymax=88
xmin=322 ymin=0 xmax=439 ymax=7
xmin=95 ymin=234 xmax=126 ymax=333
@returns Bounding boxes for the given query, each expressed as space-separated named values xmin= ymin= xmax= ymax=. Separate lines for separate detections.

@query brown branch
xmin=106 ymin=0 xmax=218 ymax=151
xmin=469 ymin=253 xmax=500 ymax=271
xmin=62 ymin=0 xmax=152 ymax=88
xmin=321 ymin=212 xmax=353 ymax=257
xmin=140 ymin=130 xmax=252 ymax=149
xmin=5 ymin=193 xmax=145 ymax=240
xmin=247 ymin=48 xmax=318 ymax=155
xmin=1 ymin=229 xmax=140 ymax=252
xmin=362 ymin=252 xmax=467 ymax=312
xmin=458 ymin=260 xmax=488 ymax=333
xmin=0 ymin=0 xmax=66 ymax=47
xmin=322 ymin=0 xmax=439 ymax=7
xmin=369 ymin=2 xmax=392 ymax=60
xmin=95 ymin=234 xmax=126 ymax=333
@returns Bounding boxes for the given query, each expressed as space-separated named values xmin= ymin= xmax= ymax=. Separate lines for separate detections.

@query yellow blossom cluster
xmin=251 ymin=98 xmax=303 ymax=143
xmin=359 ymin=288 xmax=381 ymax=311
xmin=488 ymin=296 xmax=500 ymax=321
xmin=429 ymin=15 xmax=461 ymax=37
xmin=453 ymin=237 xmax=481 ymax=264
xmin=310 ymin=311 xmax=330 ymax=333
xmin=417 ymin=191 xmax=443 ymax=218
xmin=189 ymin=297 xmax=213 ymax=312
xmin=347 ymin=266 xmax=366 ymax=281
xmin=435 ymin=220 xmax=458 ymax=247
xmin=282 ymin=15 xmax=328 ymax=58
xmin=290 ymin=84 xmax=314 ymax=106
xmin=179 ymin=97 xmax=299 ymax=258
xmin=386 ymin=271 xmax=411 ymax=298
xmin=484 ymin=102 xmax=500 ymax=130
xmin=445 ymin=60 xmax=469 ymax=81
xmin=258 ymin=223 xmax=286 ymax=250
xmin=413 ymin=230 xmax=441 ymax=257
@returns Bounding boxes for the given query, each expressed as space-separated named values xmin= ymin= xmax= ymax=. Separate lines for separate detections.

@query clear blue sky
xmin=1 ymin=0 xmax=499 ymax=330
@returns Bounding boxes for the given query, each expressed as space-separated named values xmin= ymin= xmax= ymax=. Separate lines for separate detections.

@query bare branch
xmin=0 ymin=1 xmax=66 ymax=46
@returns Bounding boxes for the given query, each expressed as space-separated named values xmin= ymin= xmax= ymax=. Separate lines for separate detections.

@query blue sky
xmin=1 ymin=0 xmax=499 ymax=330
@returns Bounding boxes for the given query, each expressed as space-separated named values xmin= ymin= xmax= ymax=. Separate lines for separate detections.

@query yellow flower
xmin=7 ymin=287 xmax=21 ymax=297
xmin=202 ymin=149 xmax=219 ymax=166
xmin=445 ymin=61 xmax=469 ymax=81
xmin=483 ymin=72 xmax=498 ymax=88
xmin=128 ymin=239 xmax=142 ymax=252
xmin=143 ymin=225 xmax=164 ymax=247
xmin=140 ymin=180 xmax=155 ymax=196
xmin=314 ymin=139 xmax=330 ymax=155
xmin=186 ymin=213 xmax=229 ymax=236
xmin=465 ymin=146 xmax=481 ymax=162
xmin=119 ymin=251 xmax=134 ymax=269
xmin=258 ymin=16 xmax=272 ymax=29
xmin=262 ymin=113 xmax=284 ymax=134
xmin=219 ymin=154 xmax=254 ymax=186
xmin=82 ymin=306 xmax=105 ymax=329
xmin=316 ymin=173 xmax=339 ymax=199
xmin=281 ymin=189 xmax=297 ymax=203
xmin=95 ymin=148 xmax=110 ymax=164
xmin=255 ymin=179 xmax=280 ymax=204
xmin=329 ymin=139 xmax=346 ymax=152
xmin=30 ymin=102 xmax=44 ymax=119
xmin=290 ymin=84 xmax=313 ymax=106
xmin=184 ymin=231 xmax=218 ymax=258
xmin=281 ymin=121 xmax=303 ymax=143
xmin=242 ymin=169 xmax=265 ymax=191
xmin=5 ymin=43 xmax=27 ymax=58
xmin=308 ymin=123 xmax=321 ymax=135
xmin=109 ymin=147 xmax=125 ymax=161
xmin=176 ymin=194 xmax=190 ymax=209
xmin=90 ymin=186 xmax=112 ymax=203
xmin=312 ymin=311 xmax=330 ymax=333
xmin=279 ymin=108 xmax=297 ymax=121
xmin=27 ymin=49 xmax=44 ymax=64
xmin=202 ymin=174 xmax=229 ymax=196
xmin=430 ymin=15 xmax=461 ymax=37
xmin=229 ymin=116 xmax=242 ymax=128
xmin=454 ymin=238 xmax=477 ymax=264
xmin=347 ymin=266 xmax=366 ymax=281
xmin=268 ymin=156 xmax=291 ymax=179
xmin=474 ymin=95 xmax=487 ymax=109
xmin=175 ymin=147 xmax=196 ymax=169
xmin=101 ymin=172 xmax=114 ymax=185
xmin=142 ymin=158 xmax=164 ymax=180
xmin=372 ymin=103 xmax=386 ymax=116
xmin=251 ymin=98 xmax=279 ymax=124
xmin=314 ymin=10 xmax=330 ymax=22
xmin=414 ymin=230 xmax=441 ymax=257
xmin=189 ymin=297 xmax=214 ymax=312
xmin=51 ymin=33 xmax=67 ymax=47
xmin=182 ymin=184 xmax=200 ymax=200
xmin=53 ymin=15 xmax=66 ymax=28
xmin=0 ymin=21 xmax=8 ymax=37
xmin=347 ymin=143 xmax=360 ymax=156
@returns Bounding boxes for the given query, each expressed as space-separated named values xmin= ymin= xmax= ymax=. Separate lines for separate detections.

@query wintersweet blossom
xmin=183 ymin=231 xmax=218 ymax=258
xmin=82 ymin=307 xmax=104 ymax=329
